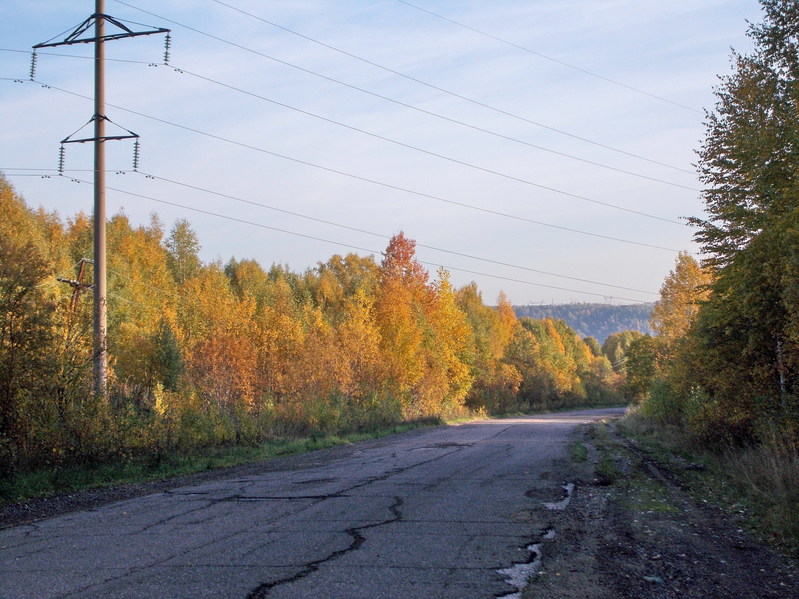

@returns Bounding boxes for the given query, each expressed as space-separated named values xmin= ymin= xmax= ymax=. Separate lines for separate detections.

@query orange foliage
xmin=0 ymin=180 xmax=622 ymax=473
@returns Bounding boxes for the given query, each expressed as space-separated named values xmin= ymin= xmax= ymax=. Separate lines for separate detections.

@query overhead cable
xmin=7 ymin=78 xmax=689 ymax=252
xmin=59 ymin=174 xmax=652 ymax=304
xmin=178 ymin=67 xmax=697 ymax=193
xmin=0 ymin=47 xmax=697 ymax=191
xmin=393 ymin=0 xmax=702 ymax=114
xmin=135 ymin=170 xmax=659 ymax=296
xmin=208 ymin=0 xmax=696 ymax=174
xmin=21 ymin=77 xmax=684 ymax=226
xmin=0 ymin=167 xmax=668 ymax=294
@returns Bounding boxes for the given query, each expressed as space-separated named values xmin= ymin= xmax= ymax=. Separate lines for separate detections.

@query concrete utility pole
xmin=93 ymin=0 xmax=108 ymax=397
xmin=34 ymin=1 xmax=169 ymax=398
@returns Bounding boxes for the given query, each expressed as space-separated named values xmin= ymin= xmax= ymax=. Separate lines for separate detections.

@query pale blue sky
xmin=1 ymin=0 xmax=762 ymax=305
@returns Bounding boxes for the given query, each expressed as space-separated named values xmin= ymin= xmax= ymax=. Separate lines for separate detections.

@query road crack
xmin=245 ymin=496 xmax=404 ymax=599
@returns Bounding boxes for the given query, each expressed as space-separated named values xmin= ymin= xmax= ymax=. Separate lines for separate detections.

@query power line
xmin=1 ymin=166 xmax=663 ymax=295
xmin=1 ymin=47 xmax=154 ymax=66
xmin=178 ymin=65 xmax=698 ymax=193
xmin=71 ymin=8 xmax=698 ymax=220
xmin=1 ymin=47 xmax=698 ymax=192
xmin=96 ymin=6 xmax=692 ymax=221
xmin=1 ymin=172 xmax=51 ymax=177
xmin=108 ymin=291 xmax=146 ymax=307
xmin=106 ymin=4 xmax=697 ymax=194
xmin=133 ymin=170 xmax=659 ymax=296
xmin=18 ymin=77 xmax=687 ymax=232
xmin=208 ymin=0 xmax=696 ymax=175
xmin=57 ymin=173 xmax=651 ymax=303
xmin=108 ymin=266 xmax=182 ymax=302
xmin=393 ymin=0 xmax=702 ymax=114
xmin=6 ymin=167 xmax=659 ymax=302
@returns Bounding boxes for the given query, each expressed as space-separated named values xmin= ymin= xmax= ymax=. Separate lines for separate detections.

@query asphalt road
xmin=0 ymin=407 xmax=624 ymax=599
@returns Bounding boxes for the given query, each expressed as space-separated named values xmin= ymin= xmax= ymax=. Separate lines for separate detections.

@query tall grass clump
xmin=728 ymin=426 xmax=799 ymax=552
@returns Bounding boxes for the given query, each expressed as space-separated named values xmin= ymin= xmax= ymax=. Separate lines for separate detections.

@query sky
xmin=0 ymin=0 xmax=763 ymax=306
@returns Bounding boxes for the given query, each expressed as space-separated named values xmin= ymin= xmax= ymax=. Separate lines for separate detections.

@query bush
xmin=640 ymin=379 xmax=682 ymax=425
xmin=682 ymin=387 xmax=757 ymax=448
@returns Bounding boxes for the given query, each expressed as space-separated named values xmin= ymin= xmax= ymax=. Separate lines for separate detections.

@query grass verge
xmin=569 ymin=441 xmax=588 ymax=462
xmin=0 ymin=422 xmax=434 ymax=506
xmin=617 ymin=411 xmax=799 ymax=557
xmin=582 ymin=419 xmax=687 ymax=518
xmin=584 ymin=420 xmax=625 ymax=486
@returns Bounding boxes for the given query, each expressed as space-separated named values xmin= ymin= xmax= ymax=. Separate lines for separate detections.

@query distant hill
xmin=513 ymin=303 xmax=654 ymax=343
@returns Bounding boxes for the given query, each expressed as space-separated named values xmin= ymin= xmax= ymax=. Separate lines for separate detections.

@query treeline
xmin=0 ymin=175 xmax=621 ymax=476
xmin=512 ymin=303 xmax=653 ymax=343
xmin=610 ymin=4 xmax=799 ymax=546
xmin=627 ymin=0 xmax=798 ymax=449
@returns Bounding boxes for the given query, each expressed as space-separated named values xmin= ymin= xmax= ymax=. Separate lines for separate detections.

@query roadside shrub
xmin=683 ymin=387 xmax=757 ymax=448
xmin=640 ymin=379 xmax=682 ymax=425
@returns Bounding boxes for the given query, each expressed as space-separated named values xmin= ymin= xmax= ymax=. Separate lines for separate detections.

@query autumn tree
xmin=633 ymin=253 xmax=712 ymax=412
xmin=602 ymin=330 xmax=644 ymax=373
xmin=374 ymin=233 xmax=430 ymax=410
xmin=0 ymin=237 xmax=56 ymax=473
xmin=181 ymin=263 xmax=259 ymax=414
xmin=681 ymin=0 xmax=799 ymax=432
xmin=457 ymin=285 xmax=522 ymax=412
xmin=166 ymin=218 xmax=201 ymax=285
xmin=624 ymin=335 xmax=663 ymax=402
xmin=505 ymin=317 xmax=614 ymax=409
xmin=423 ymin=270 xmax=473 ymax=415
xmin=107 ymin=214 xmax=177 ymax=398
xmin=254 ymin=273 xmax=305 ymax=401
xmin=337 ymin=288 xmax=385 ymax=403
xmin=226 ymin=258 xmax=270 ymax=306
xmin=153 ymin=319 xmax=183 ymax=392
xmin=650 ymin=253 xmax=712 ymax=348
xmin=318 ymin=253 xmax=379 ymax=299
xmin=1 ymin=176 xmax=51 ymax=255
xmin=584 ymin=337 xmax=602 ymax=357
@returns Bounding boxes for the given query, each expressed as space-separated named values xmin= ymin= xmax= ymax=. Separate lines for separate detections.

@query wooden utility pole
xmin=56 ymin=258 xmax=93 ymax=312
xmin=34 ymin=2 xmax=169 ymax=397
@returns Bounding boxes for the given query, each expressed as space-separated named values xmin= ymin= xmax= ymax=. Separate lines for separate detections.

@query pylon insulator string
xmin=163 ymin=33 xmax=171 ymax=65
xmin=29 ymin=51 xmax=38 ymax=80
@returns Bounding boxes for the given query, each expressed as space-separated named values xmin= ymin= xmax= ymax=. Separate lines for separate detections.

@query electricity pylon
xmin=34 ymin=1 xmax=169 ymax=398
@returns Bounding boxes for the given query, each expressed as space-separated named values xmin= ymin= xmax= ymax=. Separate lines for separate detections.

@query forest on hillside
xmin=513 ymin=303 xmax=653 ymax=343
xmin=0 ymin=175 xmax=624 ymax=476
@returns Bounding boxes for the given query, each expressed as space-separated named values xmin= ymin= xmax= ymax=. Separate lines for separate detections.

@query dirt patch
xmin=523 ymin=422 xmax=798 ymax=599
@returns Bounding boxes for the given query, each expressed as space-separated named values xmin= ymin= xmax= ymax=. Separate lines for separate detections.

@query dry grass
xmin=619 ymin=410 xmax=799 ymax=556
xmin=728 ymin=431 xmax=799 ymax=551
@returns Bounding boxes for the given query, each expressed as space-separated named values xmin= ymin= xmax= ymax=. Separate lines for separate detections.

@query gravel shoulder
xmin=524 ymin=420 xmax=798 ymax=599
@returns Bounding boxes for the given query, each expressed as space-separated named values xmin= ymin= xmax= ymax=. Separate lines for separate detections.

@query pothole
xmin=543 ymin=483 xmax=574 ymax=510
xmin=496 ymin=544 xmax=542 ymax=599
xmin=496 ymin=529 xmax=556 ymax=598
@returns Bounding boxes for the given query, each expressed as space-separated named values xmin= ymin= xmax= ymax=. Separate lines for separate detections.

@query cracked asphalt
xmin=0 ymin=408 xmax=624 ymax=599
